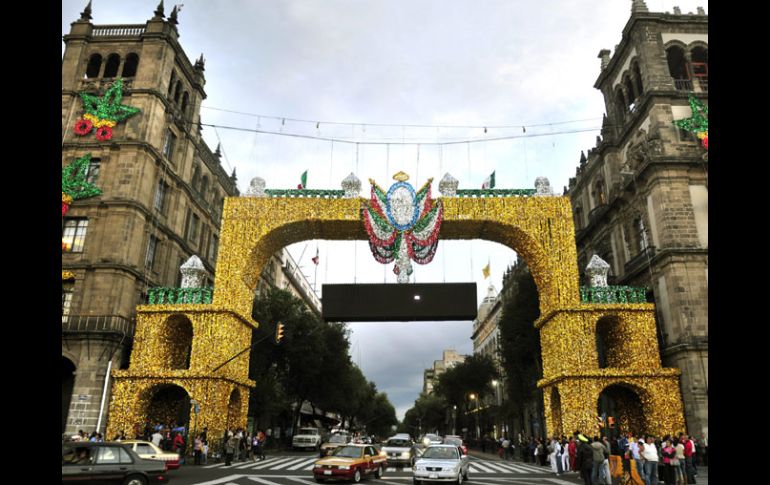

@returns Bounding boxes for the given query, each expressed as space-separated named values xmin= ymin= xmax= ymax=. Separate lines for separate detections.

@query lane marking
xmin=287 ymin=458 xmax=320 ymax=470
xmin=188 ymin=475 xmax=244 ymax=485
xmin=235 ymin=457 xmax=281 ymax=469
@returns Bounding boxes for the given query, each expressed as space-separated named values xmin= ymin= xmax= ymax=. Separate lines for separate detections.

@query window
xmin=103 ymin=53 xmax=121 ymax=78
xmin=189 ymin=214 xmax=200 ymax=243
xmin=121 ymin=53 xmax=139 ymax=77
xmin=200 ymin=224 xmax=209 ymax=257
xmin=174 ymin=80 xmax=183 ymax=104
xmin=633 ymin=63 xmax=644 ymax=99
xmin=62 ymin=219 xmax=88 ymax=253
xmin=168 ymin=71 xmax=177 ymax=97
xmin=135 ymin=444 xmax=154 ymax=455
xmin=635 ymin=217 xmax=649 ymax=252
xmin=62 ymin=282 xmax=74 ymax=324
xmin=594 ymin=180 xmax=606 ymax=205
xmin=145 ymin=235 xmax=159 ymax=269
xmin=154 ymin=179 xmax=169 ymax=213
xmin=95 ymin=446 xmax=132 ymax=465
xmin=86 ymin=157 xmax=101 ymax=185
xmin=200 ymin=175 xmax=209 ymax=199
xmin=181 ymin=92 xmax=190 ymax=117
xmin=85 ymin=54 xmax=102 ymax=78
xmin=211 ymin=234 xmax=219 ymax=261
xmin=163 ymin=130 xmax=177 ymax=161
xmin=191 ymin=166 xmax=201 ymax=192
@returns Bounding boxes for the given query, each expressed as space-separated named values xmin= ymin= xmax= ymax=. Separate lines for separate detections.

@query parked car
xmin=120 ymin=440 xmax=181 ymax=470
xmin=62 ymin=441 xmax=170 ymax=484
xmin=320 ymin=433 xmax=350 ymax=457
xmin=381 ymin=435 xmax=417 ymax=467
xmin=412 ymin=444 xmax=469 ymax=485
xmin=442 ymin=436 xmax=467 ymax=455
xmin=293 ymin=427 xmax=323 ymax=451
xmin=312 ymin=444 xmax=387 ymax=483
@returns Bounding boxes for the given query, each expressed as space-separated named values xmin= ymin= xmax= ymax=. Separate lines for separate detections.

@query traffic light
xmin=275 ymin=322 xmax=285 ymax=344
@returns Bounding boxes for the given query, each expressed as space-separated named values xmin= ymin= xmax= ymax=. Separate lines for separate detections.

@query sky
xmin=62 ymin=0 xmax=708 ymax=422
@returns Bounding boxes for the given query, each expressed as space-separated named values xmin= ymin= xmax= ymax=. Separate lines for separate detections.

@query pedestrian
xmin=590 ymin=436 xmax=607 ymax=485
xmin=601 ymin=436 xmax=612 ymax=484
xmin=575 ymin=434 xmax=594 ymax=485
xmin=151 ymin=428 xmax=163 ymax=447
xmin=630 ymin=435 xmax=646 ymax=484
xmin=568 ymin=436 xmax=577 ymax=472
xmin=640 ymin=435 xmax=660 ymax=485
xmin=202 ymin=440 xmax=208 ymax=465
xmin=674 ymin=437 xmax=686 ymax=485
xmin=688 ymin=436 xmax=697 ymax=477
xmin=502 ymin=436 xmax=511 ymax=460
xmin=561 ymin=437 xmax=570 ymax=472
xmin=550 ymin=436 xmax=563 ymax=475
xmin=194 ymin=434 xmax=203 ymax=465
xmin=225 ymin=431 xmax=238 ymax=466
xmin=681 ymin=436 xmax=696 ymax=484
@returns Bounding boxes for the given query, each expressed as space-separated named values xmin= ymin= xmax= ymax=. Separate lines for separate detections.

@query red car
xmin=312 ymin=444 xmax=387 ymax=483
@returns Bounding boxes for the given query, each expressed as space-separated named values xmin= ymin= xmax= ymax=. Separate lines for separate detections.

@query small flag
xmin=311 ymin=247 xmax=319 ymax=266
xmin=482 ymin=170 xmax=496 ymax=189
xmin=482 ymin=262 xmax=490 ymax=279
xmin=298 ymin=170 xmax=308 ymax=189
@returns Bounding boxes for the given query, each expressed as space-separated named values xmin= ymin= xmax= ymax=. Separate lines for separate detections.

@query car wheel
xmin=352 ymin=468 xmax=362 ymax=483
xmin=413 ymin=479 xmax=421 ymax=485
xmin=122 ymin=476 xmax=147 ymax=485
xmin=456 ymin=470 xmax=463 ymax=485
xmin=462 ymin=467 xmax=469 ymax=480
xmin=375 ymin=464 xmax=384 ymax=478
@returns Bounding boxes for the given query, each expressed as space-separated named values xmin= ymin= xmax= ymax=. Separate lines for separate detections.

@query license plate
xmin=429 ymin=473 xmax=438 ymax=479
xmin=324 ymin=471 xmax=332 ymax=475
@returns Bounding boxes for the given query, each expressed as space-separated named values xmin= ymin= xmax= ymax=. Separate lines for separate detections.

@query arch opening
xmin=143 ymin=384 xmax=191 ymax=435
xmin=160 ymin=314 xmax=193 ymax=370
xmin=597 ymin=384 xmax=646 ymax=439
xmin=122 ymin=53 xmax=139 ymax=77
xmin=85 ymin=53 xmax=102 ymax=78
xmin=103 ymin=53 xmax=121 ymax=78
xmin=550 ymin=387 xmax=563 ymax=437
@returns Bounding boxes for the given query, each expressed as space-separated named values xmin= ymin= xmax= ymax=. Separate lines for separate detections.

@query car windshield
xmin=422 ymin=447 xmax=459 ymax=460
xmin=444 ymin=438 xmax=462 ymax=446
xmin=333 ymin=446 xmax=363 ymax=458
xmin=386 ymin=439 xmax=411 ymax=447
xmin=299 ymin=428 xmax=318 ymax=435
xmin=329 ymin=435 xmax=348 ymax=443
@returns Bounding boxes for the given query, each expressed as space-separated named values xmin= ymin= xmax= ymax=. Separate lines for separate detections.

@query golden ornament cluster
xmin=107 ymin=193 xmax=686 ymax=445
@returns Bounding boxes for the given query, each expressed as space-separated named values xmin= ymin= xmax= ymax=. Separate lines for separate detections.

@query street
xmin=167 ymin=450 xmax=585 ymax=485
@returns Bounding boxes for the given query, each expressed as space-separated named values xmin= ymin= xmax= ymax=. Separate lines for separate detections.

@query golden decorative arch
xmin=107 ymin=192 xmax=686 ymax=446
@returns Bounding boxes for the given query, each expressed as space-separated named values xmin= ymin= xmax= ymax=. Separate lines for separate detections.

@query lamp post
xmin=452 ymin=405 xmax=457 ymax=436
xmin=469 ymin=394 xmax=480 ymax=440
xmin=491 ymin=380 xmax=499 ymax=439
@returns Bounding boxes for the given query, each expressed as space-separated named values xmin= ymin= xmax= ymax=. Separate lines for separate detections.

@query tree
xmin=401 ymin=394 xmax=446 ymax=437
xmin=497 ymin=263 xmax=544 ymax=439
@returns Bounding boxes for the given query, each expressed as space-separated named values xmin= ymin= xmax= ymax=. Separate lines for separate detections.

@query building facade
xmin=566 ymin=2 xmax=707 ymax=439
xmin=423 ymin=349 xmax=467 ymax=395
xmin=61 ymin=3 xmax=322 ymax=437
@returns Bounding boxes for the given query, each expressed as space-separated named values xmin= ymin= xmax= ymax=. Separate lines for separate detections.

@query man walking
xmin=640 ymin=435 xmax=660 ymax=485
xmin=590 ymin=436 xmax=607 ymax=485
xmin=575 ymin=434 xmax=594 ymax=485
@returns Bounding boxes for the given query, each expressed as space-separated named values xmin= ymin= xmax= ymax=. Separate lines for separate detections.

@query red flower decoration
xmin=297 ymin=184 xmax=304 ymax=189
xmin=62 ymin=202 xmax=70 ymax=216
xmin=702 ymin=136 xmax=708 ymax=150
xmin=74 ymin=118 xmax=93 ymax=136
xmin=95 ymin=126 xmax=113 ymax=141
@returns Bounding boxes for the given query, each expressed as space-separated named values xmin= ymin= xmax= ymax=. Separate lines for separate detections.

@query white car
xmin=293 ymin=427 xmax=323 ymax=451
xmin=412 ymin=445 xmax=469 ymax=485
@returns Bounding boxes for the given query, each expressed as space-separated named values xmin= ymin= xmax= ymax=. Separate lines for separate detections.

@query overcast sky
xmin=62 ymin=0 xmax=707 ymax=422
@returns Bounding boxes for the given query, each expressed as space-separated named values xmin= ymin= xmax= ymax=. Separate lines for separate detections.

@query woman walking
xmin=661 ymin=438 xmax=677 ymax=484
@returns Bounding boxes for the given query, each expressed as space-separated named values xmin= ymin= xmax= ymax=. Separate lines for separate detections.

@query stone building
xmin=566 ymin=1 xmax=707 ymax=438
xmin=61 ymin=3 xmax=322 ymax=437
xmin=423 ymin=349 xmax=466 ymax=395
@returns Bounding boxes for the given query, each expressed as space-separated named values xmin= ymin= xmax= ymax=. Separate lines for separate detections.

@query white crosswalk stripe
xmin=480 ymin=462 xmax=516 ymax=473
xmin=234 ymin=457 xmax=281 ymax=469
xmin=283 ymin=458 xmax=319 ymax=470
xmin=251 ymin=457 xmax=298 ymax=469
xmin=202 ymin=462 xmax=226 ymax=469
xmin=513 ymin=462 xmax=551 ymax=473
xmin=470 ymin=462 xmax=497 ymax=473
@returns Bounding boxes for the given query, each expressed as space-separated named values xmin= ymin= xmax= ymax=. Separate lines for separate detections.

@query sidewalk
xmin=466 ymin=448 xmax=708 ymax=484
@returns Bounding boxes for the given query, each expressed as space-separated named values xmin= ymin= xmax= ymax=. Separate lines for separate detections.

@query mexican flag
xmin=482 ymin=170 xmax=495 ymax=189
xmin=298 ymin=170 xmax=308 ymax=189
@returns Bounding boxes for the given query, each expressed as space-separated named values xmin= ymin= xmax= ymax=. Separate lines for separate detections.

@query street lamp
xmin=452 ymin=405 xmax=457 ymax=436
xmin=469 ymin=394 xmax=480 ymax=440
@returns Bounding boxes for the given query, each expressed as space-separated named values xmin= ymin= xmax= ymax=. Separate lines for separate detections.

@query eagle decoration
xmin=361 ymin=173 xmax=443 ymax=283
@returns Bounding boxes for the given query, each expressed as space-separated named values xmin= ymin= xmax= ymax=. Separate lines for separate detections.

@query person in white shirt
xmin=640 ymin=436 xmax=659 ymax=485
xmin=550 ymin=437 xmax=563 ymax=475
xmin=151 ymin=430 xmax=163 ymax=447
xmin=629 ymin=436 xmax=645 ymax=483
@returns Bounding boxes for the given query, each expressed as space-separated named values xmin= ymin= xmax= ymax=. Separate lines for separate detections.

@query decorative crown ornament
xmin=362 ymin=173 xmax=443 ymax=283
xmin=438 ymin=173 xmax=459 ymax=197
xmin=586 ymin=254 xmax=611 ymax=288
xmin=180 ymin=255 xmax=207 ymax=288
xmin=245 ymin=177 xmax=267 ymax=197
xmin=534 ymin=176 xmax=554 ymax=196
xmin=342 ymin=173 xmax=361 ymax=198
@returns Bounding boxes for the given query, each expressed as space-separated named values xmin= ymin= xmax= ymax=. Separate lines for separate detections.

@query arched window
xmin=181 ymin=92 xmax=190 ymax=117
xmin=85 ymin=53 xmax=102 ymax=78
xmin=666 ymin=46 xmax=689 ymax=89
xmin=615 ymin=89 xmax=627 ymax=122
xmin=624 ymin=76 xmax=637 ymax=110
xmin=168 ymin=71 xmax=177 ymax=96
xmin=574 ymin=206 xmax=584 ymax=230
xmin=121 ymin=53 xmax=139 ymax=77
xmin=594 ymin=179 xmax=606 ymax=206
xmin=103 ymin=53 xmax=121 ymax=78
xmin=690 ymin=46 xmax=708 ymax=90
xmin=191 ymin=165 xmax=200 ymax=192
xmin=633 ymin=63 xmax=644 ymax=99
xmin=161 ymin=315 xmax=193 ymax=370
xmin=174 ymin=81 xmax=183 ymax=105
xmin=200 ymin=175 xmax=210 ymax=200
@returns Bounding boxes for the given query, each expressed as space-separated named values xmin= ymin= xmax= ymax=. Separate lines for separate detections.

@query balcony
xmin=92 ymin=25 xmax=146 ymax=37
xmin=62 ymin=314 xmax=135 ymax=337
xmin=623 ymin=245 xmax=657 ymax=277
xmin=147 ymin=287 xmax=214 ymax=305
xmin=587 ymin=203 xmax=610 ymax=226
xmin=673 ymin=77 xmax=708 ymax=93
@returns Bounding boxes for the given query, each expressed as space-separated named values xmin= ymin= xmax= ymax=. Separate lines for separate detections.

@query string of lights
xmin=200 ymin=105 xmax=602 ymax=131
xmin=195 ymin=121 xmax=602 ymax=146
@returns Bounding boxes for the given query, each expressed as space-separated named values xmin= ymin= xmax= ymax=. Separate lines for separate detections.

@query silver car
xmin=412 ymin=444 xmax=469 ymax=485
xmin=381 ymin=436 xmax=416 ymax=467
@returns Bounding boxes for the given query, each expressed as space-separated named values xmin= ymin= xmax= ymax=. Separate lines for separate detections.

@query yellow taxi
xmin=312 ymin=444 xmax=387 ymax=483
xmin=120 ymin=440 xmax=181 ymax=470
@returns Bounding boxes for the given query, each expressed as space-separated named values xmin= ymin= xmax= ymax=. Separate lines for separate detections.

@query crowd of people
xmin=484 ymin=431 xmax=706 ymax=485
xmin=221 ymin=428 xmax=268 ymax=466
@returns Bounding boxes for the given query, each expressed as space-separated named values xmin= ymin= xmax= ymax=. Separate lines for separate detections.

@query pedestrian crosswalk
xmin=202 ymin=455 xmax=553 ymax=475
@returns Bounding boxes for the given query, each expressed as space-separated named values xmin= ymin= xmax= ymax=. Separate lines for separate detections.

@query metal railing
xmin=265 ymin=189 xmax=346 ymax=198
xmin=93 ymin=25 xmax=146 ymax=37
xmin=579 ymin=286 xmax=649 ymax=304
xmin=147 ymin=287 xmax=214 ymax=305
xmin=674 ymin=79 xmax=693 ymax=91
xmin=62 ymin=314 xmax=135 ymax=336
